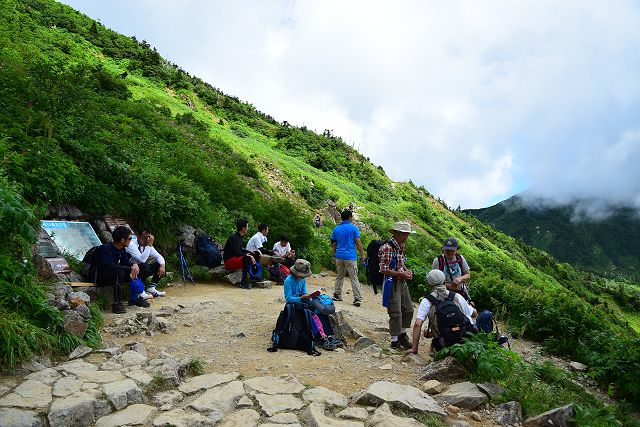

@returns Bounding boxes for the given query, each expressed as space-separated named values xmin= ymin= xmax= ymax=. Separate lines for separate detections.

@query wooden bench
xmin=68 ymin=282 xmax=96 ymax=287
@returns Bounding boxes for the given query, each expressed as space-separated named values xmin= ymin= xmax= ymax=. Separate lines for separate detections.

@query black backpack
xmin=81 ymin=245 xmax=101 ymax=282
xmin=366 ymin=240 xmax=395 ymax=294
xmin=195 ymin=234 xmax=222 ymax=267
xmin=426 ymin=292 xmax=468 ymax=350
xmin=267 ymin=303 xmax=320 ymax=356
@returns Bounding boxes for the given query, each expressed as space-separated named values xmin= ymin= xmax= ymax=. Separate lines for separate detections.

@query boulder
xmin=368 ymin=403 xmax=424 ymax=427
xmin=0 ymin=408 xmax=44 ymax=427
xmin=226 ymin=270 xmax=243 ymax=285
xmin=353 ymin=381 xmax=446 ymax=417
xmin=47 ymin=392 xmax=102 ymax=427
xmin=568 ymin=361 xmax=588 ymax=372
xmin=115 ymin=350 xmax=148 ymax=367
xmin=524 ymin=404 xmax=574 ymax=427
xmin=178 ymin=372 xmax=239 ymax=394
xmin=303 ymin=402 xmax=364 ymax=427
xmin=354 ymin=336 xmax=376 ymax=351
xmin=420 ymin=357 xmax=468 ymax=382
xmin=423 ymin=380 xmax=446 ymax=395
xmin=302 ymin=386 xmax=348 ymax=408
xmin=336 ymin=407 xmax=369 ymax=421
xmin=69 ymin=345 xmax=93 ymax=360
xmin=217 ymin=409 xmax=260 ymax=427
xmin=102 ymin=379 xmax=143 ymax=410
xmin=188 ymin=381 xmax=245 ymax=417
xmin=62 ymin=311 xmax=87 ymax=337
xmin=0 ymin=380 xmax=52 ymax=408
xmin=146 ymin=357 xmax=189 ymax=386
xmin=25 ymin=368 xmax=61 ymax=385
xmin=244 ymin=375 xmax=305 ymax=395
xmin=255 ymin=394 xmax=304 ymax=417
xmin=434 ymin=382 xmax=488 ymax=410
xmin=125 ymin=342 xmax=148 ymax=357
xmin=75 ymin=304 xmax=92 ymax=319
xmin=152 ymin=408 xmax=214 ymax=427
xmin=95 ymin=404 xmax=156 ymax=427
xmin=66 ymin=291 xmax=91 ymax=307
xmin=477 ymin=382 xmax=505 ymax=399
xmin=329 ymin=311 xmax=353 ymax=342
xmin=125 ymin=370 xmax=154 ymax=386
xmin=494 ymin=401 xmax=523 ymax=425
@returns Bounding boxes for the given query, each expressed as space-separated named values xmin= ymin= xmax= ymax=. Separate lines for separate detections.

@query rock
xmin=156 ymin=316 xmax=172 ymax=332
xmin=353 ymin=381 xmax=446 ymax=417
xmin=154 ymin=390 xmax=184 ymax=406
xmin=244 ymin=375 xmax=305 ymax=395
xmin=350 ymin=328 xmax=366 ymax=340
xmin=302 ymin=386 xmax=348 ymax=408
xmin=95 ymin=404 xmax=156 ymax=427
xmin=336 ymin=407 xmax=369 ymax=421
xmin=226 ymin=270 xmax=243 ymax=285
xmin=67 ymin=291 xmax=91 ymax=307
xmin=115 ymin=350 xmax=148 ymax=367
xmin=470 ymin=411 xmax=482 ymax=421
xmin=96 ymin=347 xmax=121 ymax=357
xmin=47 ymin=392 xmax=102 ymax=427
xmin=236 ymin=395 xmax=253 ymax=408
xmin=568 ymin=361 xmax=588 ymax=372
xmin=368 ymin=403 xmax=424 ymax=427
xmin=82 ymin=383 xmax=98 ymax=390
xmin=101 ymin=361 xmax=124 ymax=371
xmin=423 ymin=380 xmax=446 ymax=395
xmin=20 ymin=358 xmax=49 ymax=372
xmin=420 ymin=357 xmax=468 ymax=382
xmin=360 ymin=344 xmax=383 ymax=355
xmin=447 ymin=405 xmax=461 ymax=413
xmin=218 ymin=409 xmax=260 ymax=427
xmin=153 ymin=408 xmax=214 ymax=427
xmin=402 ymin=353 xmax=426 ymax=366
xmin=52 ymin=377 xmax=82 ymax=397
xmin=268 ymin=412 xmax=300 ymax=424
xmin=57 ymin=359 xmax=98 ymax=373
xmin=0 ymin=408 xmax=44 ymax=427
xmin=62 ymin=311 xmax=88 ymax=337
xmin=303 ymin=402 xmax=364 ymax=427
xmin=0 ymin=384 xmax=11 ymax=397
xmin=146 ymin=357 xmax=189 ymax=386
xmin=69 ymin=345 xmax=93 ymax=360
xmin=75 ymin=370 xmax=127 ymax=383
xmin=494 ymin=401 xmax=524 ymax=425
xmin=178 ymin=372 xmax=239 ymax=394
xmin=125 ymin=342 xmax=148 ymax=357
xmin=255 ymin=394 xmax=305 ymax=417
xmin=0 ymin=380 xmax=52 ymax=408
xmin=434 ymin=382 xmax=488 ymax=410
xmin=477 ymin=382 xmax=505 ymax=399
xmin=125 ymin=370 xmax=154 ymax=386
xmin=188 ymin=381 xmax=245 ymax=416
xmin=75 ymin=304 xmax=92 ymax=319
xmin=103 ymin=379 xmax=143 ymax=410
xmin=329 ymin=311 xmax=353 ymax=342
xmin=378 ymin=363 xmax=393 ymax=370
xmin=25 ymin=368 xmax=61 ymax=385
xmin=354 ymin=336 xmax=376 ymax=351
xmin=523 ymin=404 xmax=574 ymax=427
xmin=448 ymin=421 xmax=472 ymax=427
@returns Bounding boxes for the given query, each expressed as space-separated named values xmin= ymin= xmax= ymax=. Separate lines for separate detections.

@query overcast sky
xmin=59 ymin=0 xmax=640 ymax=210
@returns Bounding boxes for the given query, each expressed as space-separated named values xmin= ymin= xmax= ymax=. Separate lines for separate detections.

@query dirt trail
xmin=101 ymin=274 xmax=431 ymax=396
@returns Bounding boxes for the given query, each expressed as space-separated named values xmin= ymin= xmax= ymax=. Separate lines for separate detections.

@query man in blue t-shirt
xmin=331 ymin=209 xmax=365 ymax=306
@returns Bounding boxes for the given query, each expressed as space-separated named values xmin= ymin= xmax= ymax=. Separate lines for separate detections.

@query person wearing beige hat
xmin=378 ymin=221 xmax=416 ymax=349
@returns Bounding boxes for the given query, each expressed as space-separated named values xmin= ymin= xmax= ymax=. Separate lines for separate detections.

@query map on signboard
xmin=40 ymin=220 xmax=102 ymax=261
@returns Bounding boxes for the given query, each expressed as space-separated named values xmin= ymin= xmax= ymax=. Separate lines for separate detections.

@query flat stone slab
xmin=154 ymin=390 xmax=184 ymax=406
xmin=189 ymin=381 xmax=245 ymax=415
xmin=75 ymin=370 xmax=127 ymax=383
xmin=268 ymin=412 xmax=300 ymax=424
xmin=244 ymin=375 xmax=305 ymax=395
xmin=95 ymin=404 xmax=156 ymax=427
xmin=477 ymin=382 xmax=505 ymax=399
xmin=303 ymin=402 xmax=364 ymax=427
xmin=218 ymin=409 xmax=260 ymax=427
xmin=236 ymin=395 xmax=254 ymax=408
xmin=152 ymin=408 xmax=214 ymax=427
xmin=336 ymin=407 xmax=369 ymax=421
xmin=53 ymin=377 xmax=83 ymax=397
xmin=115 ymin=350 xmax=148 ymax=367
xmin=178 ymin=372 xmax=239 ymax=394
xmin=103 ymin=378 xmax=143 ymax=410
xmin=353 ymin=381 xmax=446 ymax=416
xmin=423 ymin=380 xmax=446 ymax=395
xmin=524 ymin=404 xmax=574 ymax=427
xmin=25 ymin=368 xmax=61 ymax=385
xmin=57 ymin=360 xmax=98 ymax=373
xmin=420 ymin=357 xmax=468 ymax=382
xmin=255 ymin=393 xmax=305 ymax=417
xmin=69 ymin=345 xmax=93 ymax=360
xmin=0 ymin=380 xmax=52 ymax=408
xmin=0 ymin=407 xmax=44 ymax=427
xmin=125 ymin=370 xmax=154 ymax=386
xmin=434 ymin=382 xmax=488 ymax=410
xmin=302 ymin=386 xmax=348 ymax=408
xmin=47 ymin=392 xmax=100 ymax=427
xmin=368 ymin=403 xmax=424 ymax=427
xmin=494 ymin=401 xmax=523 ymax=425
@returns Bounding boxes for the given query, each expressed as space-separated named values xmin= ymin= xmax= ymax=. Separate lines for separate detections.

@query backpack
xmin=426 ymin=292 xmax=468 ymax=350
xmin=476 ymin=310 xmax=495 ymax=333
xmin=195 ymin=234 xmax=222 ymax=267
xmin=366 ymin=239 xmax=394 ymax=294
xmin=311 ymin=294 xmax=335 ymax=315
xmin=437 ymin=254 xmax=473 ymax=303
xmin=267 ymin=303 xmax=321 ymax=356
xmin=249 ymin=261 xmax=263 ymax=281
xmin=81 ymin=245 xmax=101 ymax=282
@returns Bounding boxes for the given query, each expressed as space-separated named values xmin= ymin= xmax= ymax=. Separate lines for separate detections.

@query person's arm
xmin=355 ymin=237 xmax=365 ymax=260
xmin=331 ymin=241 xmax=337 ymax=263
xmin=407 ymin=318 xmax=423 ymax=354
xmin=379 ymin=244 xmax=411 ymax=280
xmin=126 ymin=240 xmax=151 ymax=263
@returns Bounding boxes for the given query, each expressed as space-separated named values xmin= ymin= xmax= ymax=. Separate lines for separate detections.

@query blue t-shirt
xmin=284 ymin=275 xmax=307 ymax=303
xmin=330 ymin=221 xmax=361 ymax=261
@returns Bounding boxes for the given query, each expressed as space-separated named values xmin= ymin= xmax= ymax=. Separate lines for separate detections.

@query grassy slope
xmin=1 ymin=0 xmax=639 ymax=409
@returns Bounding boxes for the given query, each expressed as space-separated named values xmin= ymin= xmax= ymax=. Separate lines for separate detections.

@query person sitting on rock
xmin=93 ymin=226 xmax=140 ymax=314
xmin=406 ymin=269 xmax=477 ymax=355
xmin=223 ymin=219 xmax=256 ymax=290
xmin=126 ymin=227 xmax=167 ymax=298
xmin=272 ymin=234 xmax=296 ymax=268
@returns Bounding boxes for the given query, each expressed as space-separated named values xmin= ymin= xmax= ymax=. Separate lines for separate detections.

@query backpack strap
xmin=302 ymin=308 xmax=321 ymax=356
xmin=425 ymin=294 xmax=438 ymax=305
xmin=455 ymin=254 xmax=463 ymax=268
xmin=438 ymin=255 xmax=445 ymax=271
xmin=446 ymin=291 xmax=456 ymax=301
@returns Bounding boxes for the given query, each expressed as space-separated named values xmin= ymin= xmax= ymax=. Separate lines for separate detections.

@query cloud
xmin=60 ymin=0 xmax=640 ymax=210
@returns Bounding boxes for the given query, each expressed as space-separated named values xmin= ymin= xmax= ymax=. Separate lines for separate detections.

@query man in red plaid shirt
xmin=379 ymin=221 xmax=415 ymax=349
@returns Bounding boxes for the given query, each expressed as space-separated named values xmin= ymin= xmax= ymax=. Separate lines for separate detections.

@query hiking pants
xmin=388 ymin=280 xmax=413 ymax=337
xmin=139 ymin=262 xmax=161 ymax=285
xmin=95 ymin=268 xmax=127 ymax=304
xmin=334 ymin=259 xmax=362 ymax=302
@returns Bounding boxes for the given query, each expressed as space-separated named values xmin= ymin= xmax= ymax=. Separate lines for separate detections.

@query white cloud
xmin=60 ymin=0 xmax=640 ymax=209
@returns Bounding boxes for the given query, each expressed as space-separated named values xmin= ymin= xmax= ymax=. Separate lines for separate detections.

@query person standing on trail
xmin=432 ymin=237 xmax=472 ymax=303
xmin=379 ymin=221 xmax=415 ymax=350
xmin=223 ymin=219 xmax=255 ymax=290
xmin=331 ymin=209 xmax=365 ymax=307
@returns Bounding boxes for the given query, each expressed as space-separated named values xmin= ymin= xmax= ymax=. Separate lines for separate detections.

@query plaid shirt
xmin=378 ymin=237 xmax=407 ymax=274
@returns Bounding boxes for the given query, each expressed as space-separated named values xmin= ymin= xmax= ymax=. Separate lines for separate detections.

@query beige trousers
xmin=388 ymin=280 xmax=413 ymax=336
xmin=334 ymin=259 xmax=362 ymax=301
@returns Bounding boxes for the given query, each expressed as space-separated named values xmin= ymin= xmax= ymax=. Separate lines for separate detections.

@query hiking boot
xmin=397 ymin=332 xmax=413 ymax=350
xmin=332 ymin=293 xmax=343 ymax=301
xmin=240 ymin=281 xmax=251 ymax=290
xmin=353 ymin=300 xmax=361 ymax=307
xmin=390 ymin=340 xmax=402 ymax=350
xmin=319 ymin=337 xmax=337 ymax=351
xmin=147 ymin=287 xmax=166 ymax=297
xmin=325 ymin=336 xmax=344 ymax=348
xmin=129 ymin=296 xmax=150 ymax=308
xmin=112 ymin=302 xmax=126 ymax=314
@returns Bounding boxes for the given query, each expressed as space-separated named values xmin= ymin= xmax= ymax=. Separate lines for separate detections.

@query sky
xmin=59 ymin=0 xmax=640 ymax=210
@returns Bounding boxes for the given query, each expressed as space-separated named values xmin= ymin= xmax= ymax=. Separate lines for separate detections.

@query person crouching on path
xmin=331 ymin=209 xmax=365 ymax=307
xmin=406 ymin=269 xmax=477 ymax=355
xmin=379 ymin=221 xmax=415 ymax=350
xmin=126 ymin=228 xmax=167 ymax=298
xmin=223 ymin=219 xmax=255 ymax=290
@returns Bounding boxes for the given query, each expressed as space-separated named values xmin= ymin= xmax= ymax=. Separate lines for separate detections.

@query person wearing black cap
xmin=432 ymin=237 xmax=472 ymax=302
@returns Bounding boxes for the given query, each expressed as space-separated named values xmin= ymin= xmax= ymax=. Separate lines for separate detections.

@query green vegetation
xmin=186 ymin=357 xmax=206 ymax=377
xmin=0 ymin=0 xmax=638 ymax=415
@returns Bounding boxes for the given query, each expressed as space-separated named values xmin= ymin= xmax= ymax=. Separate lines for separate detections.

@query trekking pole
xmin=178 ymin=243 xmax=194 ymax=286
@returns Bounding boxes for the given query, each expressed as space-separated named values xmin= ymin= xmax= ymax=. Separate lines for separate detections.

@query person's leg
xmin=345 ymin=260 xmax=362 ymax=304
xmin=241 ymin=255 xmax=252 ymax=288
xmin=97 ymin=268 xmax=127 ymax=313
xmin=283 ymin=257 xmax=295 ymax=268
xmin=387 ymin=281 xmax=402 ymax=345
xmin=397 ymin=281 xmax=414 ymax=348
xmin=333 ymin=259 xmax=346 ymax=299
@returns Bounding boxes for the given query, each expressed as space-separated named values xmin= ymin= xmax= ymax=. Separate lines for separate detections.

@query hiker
xmin=272 ymin=234 xmax=296 ymax=268
xmin=407 ymin=269 xmax=477 ymax=354
xmin=93 ymin=226 xmax=139 ymax=314
xmin=246 ymin=223 xmax=285 ymax=282
xmin=126 ymin=228 xmax=167 ymax=297
xmin=379 ymin=221 xmax=415 ymax=349
xmin=314 ymin=213 xmax=322 ymax=228
xmin=331 ymin=209 xmax=365 ymax=306
xmin=223 ymin=219 xmax=256 ymax=289
xmin=432 ymin=237 xmax=472 ymax=303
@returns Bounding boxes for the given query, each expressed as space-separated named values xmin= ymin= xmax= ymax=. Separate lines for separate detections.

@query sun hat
xmin=426 ymin=269 xmax=446 ymax=286
xmin=442 ymin=237 xmax=459 ymax=250
xmin=290 ymin=259 xmax=312 ymax=278
xmin=389 ymin=221 xmax=415 ymax=234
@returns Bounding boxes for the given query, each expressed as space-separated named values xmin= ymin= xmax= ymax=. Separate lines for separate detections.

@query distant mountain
xmin=466 ymin=195 xmax=640 ymax=279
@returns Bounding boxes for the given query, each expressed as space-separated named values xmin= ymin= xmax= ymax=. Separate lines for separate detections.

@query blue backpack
xmin=476 ymin=310 xmax=510 ymax=348
xmin=249 ymin=261 xmax=263 ymax=281
xmin=311 ymin=294 xmax=335 ymax=315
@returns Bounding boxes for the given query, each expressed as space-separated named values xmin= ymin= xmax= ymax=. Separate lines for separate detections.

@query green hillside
xmin=466 ymin=195 xmax=640 ymax=281
xmin=1 ymin=0 xmax=639 ymax=411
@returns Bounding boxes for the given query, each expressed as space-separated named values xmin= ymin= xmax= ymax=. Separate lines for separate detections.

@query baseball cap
xmin=442 ymin=237 xmax=459 ymax=251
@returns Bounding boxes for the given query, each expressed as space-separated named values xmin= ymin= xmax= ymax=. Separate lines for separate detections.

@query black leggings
xmin=139 ymin=262 xmax=161 ymax=285
xmin=96 ymin=268 xmax=128 ymax=304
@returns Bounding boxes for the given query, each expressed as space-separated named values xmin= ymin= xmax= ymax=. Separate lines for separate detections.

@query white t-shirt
xmin=272 ymin=242 xmax=291 ymax=256
xmin=126 ymin=235 xmax=166 ymax=265
xmin=246 ymin=232 xmax=267 ymax=252
xmin=416 ymin=292 xmax=474 ymax=323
